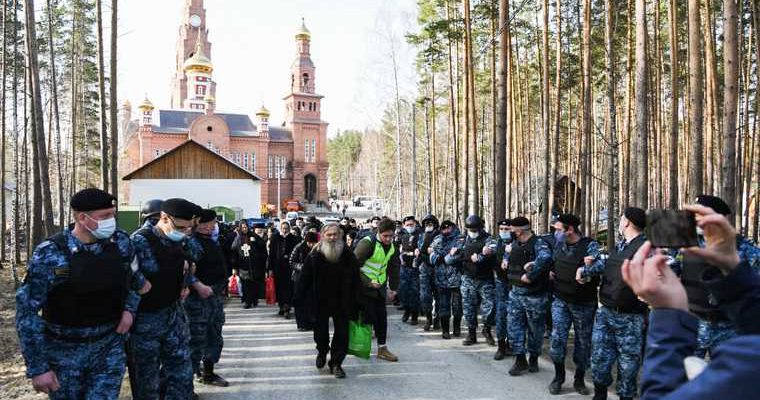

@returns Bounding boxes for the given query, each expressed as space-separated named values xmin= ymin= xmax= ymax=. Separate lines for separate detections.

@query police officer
xmin=493 ymin=219 xmax=515 ymax=360
xmin=416 ymin=215 xmax=441 ymax=331
xmin=186 ymin=209 xmax=229 ymax=387
xmin=429 ymin=220 xmax=464 ymax=339
xmin=591 ymin=207 xmax=648 ymax=400
xmin=506 ymin=216 xmax=553 ymax=376
xmin=451 ymin=215 xmax=497 ymax=346
xmin=398 ymin=216 xmax=421 ymax=325
xmin=130 ymin=198 xmax=209 ymax=399
xmin=679 ymin=195 xmax=760 ymax=358
xmin=16 ymin=188 xmax=143 ymax=399
xmin=141 ymin=199 xmax=164 ymax=226
xmin=548 ymin=214 xmax=603 ymax=395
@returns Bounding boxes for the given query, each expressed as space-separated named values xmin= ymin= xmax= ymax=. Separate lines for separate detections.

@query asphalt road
xmin=194 ymin=301 xmax=594 ymax=400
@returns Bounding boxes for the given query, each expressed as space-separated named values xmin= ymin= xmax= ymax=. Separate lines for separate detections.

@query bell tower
xmin=171 ymin=0 xmax=216 ymax=109
xmin=284 ymin=19 xmax=322 ymax=123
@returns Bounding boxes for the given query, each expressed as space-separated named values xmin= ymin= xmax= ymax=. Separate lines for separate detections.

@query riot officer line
xmin=13 ymin=187 xmax=760 ymax=400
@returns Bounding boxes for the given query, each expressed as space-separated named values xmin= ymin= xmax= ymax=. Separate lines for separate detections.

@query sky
xmin=117 ymin=0 xmax=419 ymax=135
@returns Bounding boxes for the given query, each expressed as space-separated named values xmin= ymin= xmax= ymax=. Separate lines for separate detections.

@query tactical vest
xmin=42 ymin=233 xmax=130 ymax=327
xmin=681 ymin=253 xmax=727 ymax=321
xmin=599 ymin=235 xmax=648 ymax=313
xmin=194 ymin=236 xmax=228 ymax=286
xmin=400 ymin=232 xmax=419 ymax=267
xmin=136 ymin=228 xmax=185 ymax=312
xmin=553 ymin=237 xmax=599 ymax=305
xmin=360 ymin=236 xmax=396 ymax=285
xmin=462 ymin=234 xmax=494 ymax=280
xmin=507 ymin=235 xmax=546 ymax=294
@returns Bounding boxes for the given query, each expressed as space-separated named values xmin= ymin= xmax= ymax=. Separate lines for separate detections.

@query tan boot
xmin=377 ymin=345 xmax=399 ymax=362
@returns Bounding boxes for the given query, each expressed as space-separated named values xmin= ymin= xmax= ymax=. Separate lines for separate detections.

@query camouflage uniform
xmin=590 ymin=306 xmax=644 ymax=398
xmin=417 ymin=229 xmax=440 ymax=317
xmin=493 ymin=236 xmax=511 ymax=341
xmin=549 ymin=239 xmax=603 ymax=370
xmin=15 ymin=228 xmax=139 ymax=400
xmin=453 ymin=232 xmax=497 ymax=330
xmin=397 ymin=229 xmax=421 ymax=314
xmin=129 ymin=223 xmax=201 ymax=400
xmin=507 ymin=235 xmax=553 ymax=357
xmin=429 ymin=228 xmax=463 ymax=318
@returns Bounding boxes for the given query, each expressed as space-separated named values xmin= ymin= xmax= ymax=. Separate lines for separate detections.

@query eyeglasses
xmin=169 ymin=217 xmax=193 ymax=232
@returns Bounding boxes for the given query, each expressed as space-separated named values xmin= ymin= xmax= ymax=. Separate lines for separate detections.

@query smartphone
xmin=646 ymin=209 xmax=699 ymax=249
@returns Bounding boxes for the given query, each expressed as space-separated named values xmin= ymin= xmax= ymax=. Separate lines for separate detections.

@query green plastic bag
xmin=348 ymin=315 xmax=372 ymax=359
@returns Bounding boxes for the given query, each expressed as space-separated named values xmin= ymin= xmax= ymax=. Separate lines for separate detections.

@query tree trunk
xmin=632 ymin=0 xmax=648 ymax=209
xmin=96 ymin=0 xmax=109 ymax=190
xmin=606 ymin=0 xmax=618 ymax=252
xmin=668 ymin=0 xmax=679 ymax=208
xmin=1 ymin=0 xmax=7 ymax=263
xmin=550 ymin=0 xmax=561 ymax=222
xmin=721 ymin=0 xmax=738 ymax=222
xmin=495 ymin=0 xmax=508 ymax=222
xmin=688 ymin=0 xmax=704 ymax=200
xmin=464 ymin=0 xmax=479 ymax=216
xmin=539 ymin=0 xmax=550 ymax=232
xmin=46 ymin=0 xmax=64 ymax=229
xmin=581 ymin=0 xmax=592 ymax=226
xmin=109 ymin=0 xmax=119 ymax=197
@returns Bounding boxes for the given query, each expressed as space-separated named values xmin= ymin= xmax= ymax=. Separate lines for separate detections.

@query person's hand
xmin=682 ymin=204 xmax=741 ymax=275
xmin=482 ymin=246 xmax=494 ymax=256
xmin=193 ymin=282 xmax=213 ymax=299
xmin=427 ymin=247 xmax=434 ymax=255
xmin=583 ymin=256 xmax=594 ymax=266
xmin=520 ymin=274 xmax=531 ymax=284
xmin=115 ymin=311 xmax=134 ymax=334
xmin=523 ymin=261 xmax=534 ymax=273
xmin=138 ymin=280 xmax=152 ymax=295
xmin=414 ymin=249 xmax=420 ymax=257
xmin=370 ymin=281 xmax=382 ymax=289
xmin=504 ymin=244 xmax=512 ymax=254
xmin=387 ymin=290 xmax=397 ymax=301
xmin=449 ymin=247 xmax=459 ymax=256
xmin=501 ymin=260 xmax=508 ymax=271
xmin=549 ymin=271 xmax=556 ymax=280
xmin=470 ymin=253 xmax=479 ymax=263
xmin=622 ymin=241 xmax=688 ymax=311
xmin=575 ymin=268 xmax=587 ymax=284
xmin=31 ymin=371 xmax=60 ymax=394
xmin=180 ymin=287 xmax=190 ymax=301
xmin=232 ymin=269 xmax=238 ymax=276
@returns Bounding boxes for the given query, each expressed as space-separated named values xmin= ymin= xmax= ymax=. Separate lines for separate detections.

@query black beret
xmin=403 ymin=216 xmax=417 ymax=223
xmin=511 ymin=216 xmax=531 ymax=227
xmin=304 ymin=231 xmax=319 ymax=243
xmin=696 ymin=195 xmax=732 ymax=216
xmin=498 ymin=219 xmax=512 ymax=227
xmin=557 ymin=213 xmax=581 ymax=228
xmin=252 ymin=222 xmax=266 ymax=229
xmin=161 ymin=198 xmax=198 ymax=220
xmin=70 ymin=188 xmax=116 ymax=212
xmin=370 ymin=216 xmax=381 ymax=222
xmin=623 ymin=207 xmax=647 ymax=229
xmin=199 ymin=209 xmax=217 ymax=223
xmin=440 ymin=220 xmax=456 ymax=230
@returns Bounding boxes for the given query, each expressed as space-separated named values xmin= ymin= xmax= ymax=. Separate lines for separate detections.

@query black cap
xmin=498 ymin=219 xmax=511 ymax=227
xmin=421 ymin=214 xmax=439 ymax=228
xmin=511 ymin=216 xmax=530 ymax=227
xmin=199 ymin=209 xmax=217 ymax=223
xmin=557 ymin=213 xmax=581 ymax=228
xmin=696 ymin=194 xmax=732 ymax=216
xmin=141 ymin=199 xmax=164 ymax=219
xmin=440 ymin=220 xmax=456 ymax=230
xmin=161 ymin=198 xmax=198 ymax=220
xmin=370 ymin=216 xmax=381 ymax=222
xmin=403 ymin=216 xmax=416 ymax=223
xmin=252 ymin=222 xmax=266 ymax=229
xmin=464 ymin=215 xmax=484 ymax=229
xmin=623 ymin=207 xmax=647 ymax=229
xmin=70 ymin=188 xmax=117 ymax=212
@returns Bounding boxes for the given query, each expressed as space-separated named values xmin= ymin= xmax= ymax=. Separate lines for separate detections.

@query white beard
xmin=320 ymin=240 xmax=345 ymax=264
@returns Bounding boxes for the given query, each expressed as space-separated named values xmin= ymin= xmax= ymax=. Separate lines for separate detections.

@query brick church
xmin=119 ymin=0 xmax=328 ymax=213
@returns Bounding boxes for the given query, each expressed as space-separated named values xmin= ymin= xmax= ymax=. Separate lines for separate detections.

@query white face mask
xmin=425 ymin=226 xmax=435 ymax=233
xmin=467 ymin=231 xmax=479 ymax=239
xmin=84 ymin=214 xmax=117 ymax=239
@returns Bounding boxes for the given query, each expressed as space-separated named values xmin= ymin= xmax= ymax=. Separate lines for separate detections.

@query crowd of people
xmin=13 ymin=187 xmax=760 ymax=400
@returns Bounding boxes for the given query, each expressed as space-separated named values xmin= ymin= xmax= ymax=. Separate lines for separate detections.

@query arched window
xmin=302 ymin=73 xmax=309 ymax=89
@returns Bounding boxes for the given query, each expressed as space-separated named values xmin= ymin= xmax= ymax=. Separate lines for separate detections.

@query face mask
xmin=166 ymin=229 xmax=186 ymax=242
xmin=211 ymin=223 xmax=220 ymax=242
xmin=85 ymin=215 xmax=116 ymax=239
xmin=404 ymin=227 xmax=415 ymax=234
xmin=425 ymin=226 xmax=434 ymax=233
xmin=499 ymin=232 xmax=512 ymax=241
xmin=467 ymin=230 xmax=479 ymax=239
xmin=618 ymin=222 xmax=626 ymax=239
xmin=554 ymin=230 xmax=566 ymax=244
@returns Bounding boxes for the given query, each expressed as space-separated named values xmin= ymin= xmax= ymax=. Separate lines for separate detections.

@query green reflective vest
xmin=360 ymin=236 xmax=396 ymax=285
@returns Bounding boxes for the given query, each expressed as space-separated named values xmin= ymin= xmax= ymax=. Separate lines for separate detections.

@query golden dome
xmin=296 ymin=18 xmax=310 ymax=39
xmin=256 ymin=105 xmax=270 ymax=117
xmin=137 ymin=97 xmax=154 ymax=111
xmin=183 ymin=35 xmax=213 ymax=73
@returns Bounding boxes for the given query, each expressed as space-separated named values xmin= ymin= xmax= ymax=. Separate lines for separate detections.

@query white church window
xmin=268 ymin=155 xmax=274 ymax=178
xmin=243 ymin=153 xmax=249 ymax=169
xmin=251 ymin=153 xmax=256 ymax=170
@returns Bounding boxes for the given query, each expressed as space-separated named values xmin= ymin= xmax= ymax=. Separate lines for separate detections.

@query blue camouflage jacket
xmin=429 ymin=228 xmax=464 ymax=289
xmin=131 ymin=220 xmax=203 ymax=289
xmin=15 ymin=228 xmax=139 ymax=378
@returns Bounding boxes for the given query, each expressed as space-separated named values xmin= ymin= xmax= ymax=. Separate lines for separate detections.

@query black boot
xmin=201 ymin=361 xmax=229 ymax=387
xmin=433 ymin=316 xmax=441 ymax=330
xmin=508 ymin=354 xmax=529 ymax=376
xmin=462 ymin=328 xmax=477 ymax=345
xmin=573 ymin=369 xmax=589 ymax=395
xmin=441 ymin=317 xmax=451 ymax=340
xmin=316 ymin=353 xmax=327 ymax=369
xmin=452 ymin=317 xmax=462 ymax=337
xmin=494 ymin=339 xmax=507 ymax=360
xmin=528 ymin=355 xmax=539 ymax=372
xmin=423 ymin=312 xmax=433 ymax=331
xmin=592 ymin=384 xmax=608 ymax=400
xmin=410 ymin=312 xmax=419 ymax=326
xmin=504 ymin=340 xmax=515 ymax=356
xmin=402 ymin=310 xmax=410 ymax=323
xmin=482 ymin=326 xmax=496 ymax=346
xmin=549 ymin=362 xmax=565 ymax=394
